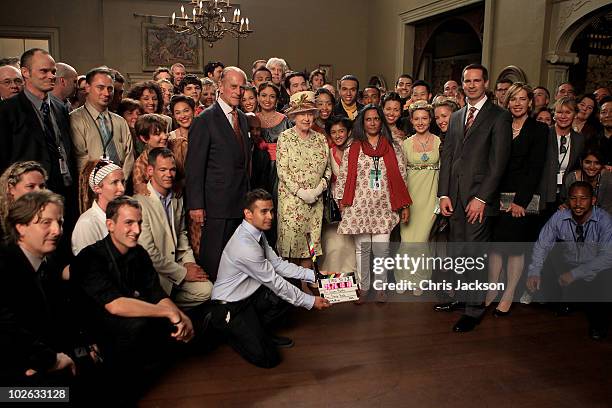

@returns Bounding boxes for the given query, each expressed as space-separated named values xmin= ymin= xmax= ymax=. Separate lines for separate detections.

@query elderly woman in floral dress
xmin=277 ymin=91 xmax=331 ymax=279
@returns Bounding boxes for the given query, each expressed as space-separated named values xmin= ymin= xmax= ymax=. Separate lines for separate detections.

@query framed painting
xmin=141 ymin=23 xmax=203 ymax=72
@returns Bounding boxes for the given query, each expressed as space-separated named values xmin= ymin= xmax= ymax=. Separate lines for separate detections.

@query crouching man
xmin=211 ymin=189 xmax=331 ymax=368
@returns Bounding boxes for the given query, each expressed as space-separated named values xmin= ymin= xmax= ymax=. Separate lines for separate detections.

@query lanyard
xmin=84 ymin=107 xmax=115 ymax=158
xmin=372 ymin=156 xmax=380 ymax=181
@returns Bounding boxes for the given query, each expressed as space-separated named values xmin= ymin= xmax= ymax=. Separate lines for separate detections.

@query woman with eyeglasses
xmin=539 ymin=97 xmax=585 ymax=217
xmin=561 ymin=148 xmax=612 ymax=214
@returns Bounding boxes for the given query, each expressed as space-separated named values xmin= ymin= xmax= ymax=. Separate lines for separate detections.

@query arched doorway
xmin=413 ymin=6 xmax=483 ymax=94
xmin=568 ymin=7 xmax=612 ymax=93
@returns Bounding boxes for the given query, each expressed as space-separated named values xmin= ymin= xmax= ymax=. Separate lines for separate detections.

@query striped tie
xmin=98 ymin=113 xmax=121 ymax=164
xmin=464 ymin=106 xmax=477 ymax=137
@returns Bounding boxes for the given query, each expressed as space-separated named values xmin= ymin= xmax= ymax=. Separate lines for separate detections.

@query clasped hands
xmin=296 ymin=179 xmax=327 ymax=204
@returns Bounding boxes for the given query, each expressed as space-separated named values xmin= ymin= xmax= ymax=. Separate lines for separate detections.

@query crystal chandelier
xmin=167 ymin=0 xmax=252 ymax=47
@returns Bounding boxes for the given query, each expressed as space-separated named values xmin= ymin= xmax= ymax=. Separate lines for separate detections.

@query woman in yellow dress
xmin=397 ymin=101 xmax=440 ymax=295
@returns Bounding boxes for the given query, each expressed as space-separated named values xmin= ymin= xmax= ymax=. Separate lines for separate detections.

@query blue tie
xmin=98 ymin=113 xmax=121 ymax=164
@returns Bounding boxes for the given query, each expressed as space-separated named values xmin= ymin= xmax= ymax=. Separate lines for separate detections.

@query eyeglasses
xmin=0 ymin=78 xmax=23 ymax=86
xmin=560 ymin=135 xmax=567 ymax=155
xmin=575 ymin=224 xmax=585 ymax=242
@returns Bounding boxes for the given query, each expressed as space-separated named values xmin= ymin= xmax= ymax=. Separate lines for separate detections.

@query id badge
xmin=59 ymin=157 xmax=69 ymax=175
xmin=556 ymin=171 xmax=564 ymax=186
xmin=369 ymin=169 xmax=382 ymax=191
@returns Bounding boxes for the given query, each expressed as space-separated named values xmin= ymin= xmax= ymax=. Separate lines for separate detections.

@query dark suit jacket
xmin=0 ymin=91 xmax=75 ymax=193
xmin=0 ymin=244 xmax=69 ymax=380
xmin=438 ymin=98 xmax=512 ymax=216
xmin=498 ymin=117 xmax=549 ymax=208
xmin=185 ymin=101 xmax=251 ymax=219
xmin=539 ymin=126 xmax=585 ymax=205
xmin=333 ymin=101 xmax=364 ymax=119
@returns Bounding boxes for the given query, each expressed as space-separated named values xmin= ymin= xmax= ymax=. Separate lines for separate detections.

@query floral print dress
xmin=276 ymin=127 xmax=330 ymax=258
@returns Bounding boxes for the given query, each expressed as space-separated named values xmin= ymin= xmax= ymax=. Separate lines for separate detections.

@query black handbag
xmin=323 ymin=189 xmax=342 ymax=223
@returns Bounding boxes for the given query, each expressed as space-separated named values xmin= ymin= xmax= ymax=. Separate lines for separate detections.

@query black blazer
xmin=438 ymin=98 xmax=513 ymax=215
xmin=0 ymin=244 xmax=68 ymax=380
xmin=538 ymin=126 xmax=585 ymax=205
xmin=498 ymin=117 xmax=549 ymax=208
xmin=185 ymin=101 xmax=252 ymax=219
xmin=0 ymin=91 xmax=75 ymax=193
xmin=333 ymin=101 xmax=364 ymax=119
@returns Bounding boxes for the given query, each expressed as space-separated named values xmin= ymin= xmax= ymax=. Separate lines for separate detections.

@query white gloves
xmin=296 ymin=178 xmax=328 ymax=204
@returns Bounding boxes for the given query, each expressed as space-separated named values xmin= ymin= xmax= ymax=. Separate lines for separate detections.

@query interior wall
xmin=0 ymin=0 xmax=368 ymax=87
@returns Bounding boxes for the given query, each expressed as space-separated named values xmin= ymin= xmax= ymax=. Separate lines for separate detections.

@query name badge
xmin=369 ymin=169 xmax=382 ymax=191
xmin=59 ymin=158 xmax=69 ymax=175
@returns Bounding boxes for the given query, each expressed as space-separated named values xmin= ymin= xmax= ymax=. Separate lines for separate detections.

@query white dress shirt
xmin=212 ymin=220 xmax=316 ymax=309
xmin=71 ymin=200 xmax=108 ymax=255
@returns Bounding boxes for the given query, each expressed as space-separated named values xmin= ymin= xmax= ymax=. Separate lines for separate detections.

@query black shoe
xmin=493 ymin=308 xmax=511 ymax=317
xmin=452 ymin=315 xmax=480 ymax=333
xmin=589 ymin=327 xmax=608 ymax=341
xmin=270 ymin=335 xmax=294 ymax=348
xmin=434 ymin=301 xmax=465 ymax=312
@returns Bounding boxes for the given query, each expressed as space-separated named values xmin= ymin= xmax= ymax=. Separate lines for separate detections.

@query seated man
xmin=0 ymin=191 xmax=77 ymax=385
xmin=71 ymin=196 xmax=196 ymax=396
xmin=71 ymin=159 xmax=125 ymax=255
xmin=211 ymin=189 xmax=331 ymax=368
xmin=135 ymin=147 xmax=212 ymax=310
xmin=527 ymin=181 xmax=612 ymax=340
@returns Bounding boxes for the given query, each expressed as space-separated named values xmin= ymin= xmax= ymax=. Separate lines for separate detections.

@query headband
xmin=88 ymin=162 xmax=122 ymax=191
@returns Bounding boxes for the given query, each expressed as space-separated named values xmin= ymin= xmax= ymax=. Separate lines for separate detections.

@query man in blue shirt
xmin=211 ymin=189 xmax=331 ymax=368
xmin=527 ymin=181 xmax=612 ymax=339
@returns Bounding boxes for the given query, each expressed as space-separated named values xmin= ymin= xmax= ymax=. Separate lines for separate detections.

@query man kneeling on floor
xmin=211 ymin=189 xmax=331 ymax=368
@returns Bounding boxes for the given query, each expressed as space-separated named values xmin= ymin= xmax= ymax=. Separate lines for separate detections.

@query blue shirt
xmin=527 ymin=207 xmax=612 ymax=281
xmin=212 ymin=220 xmax=316 ymax=309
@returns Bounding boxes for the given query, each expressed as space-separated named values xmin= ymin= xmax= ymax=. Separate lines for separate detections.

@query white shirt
xmin=465 ymin=95 xmax=488 ymax=124
xmin=217 ymin=96 xmax=235 ymax=128
xmin=71 ymin=201 xmax=108 ymax=255
xmin=212 ymin=220 xmax=316 ymax=309
xmin=557 ymin=132 xmax=571 ymax=185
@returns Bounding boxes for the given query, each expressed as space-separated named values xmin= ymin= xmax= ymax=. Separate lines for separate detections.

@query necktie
xmin=575 ymin=224 xmax=585 ymax=243
xmin=464 ymin=106 xmax=477 ymax=137
xmin=258 ymin=235 xmax=267 ymax=260
xmin=231 ymin=109 xmax=244 ymax=153
xmin=40 ymin=102 xmax=59 ymax=151
xmin=98 ymin=113 xmax=121 ymax=164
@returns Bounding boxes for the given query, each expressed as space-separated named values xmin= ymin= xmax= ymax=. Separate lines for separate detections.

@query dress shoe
xmin=433 ymin=301 xmax=465 ymax=312
xmin=270 ymin=335 xmax=294 ymax=348
xmin=589 ymin=327 xmax=608 ymax=341
xmin=452 ymin=315 xmax=480 ymax=333
xmin=493 ymin=308 xmax=511 ymax=317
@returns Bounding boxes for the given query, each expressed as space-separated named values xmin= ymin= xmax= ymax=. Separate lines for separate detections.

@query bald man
xmin=51 ymin=62 xmax=78 ymax=110
xmin=0 ymin=64 xmax=23 ymax=100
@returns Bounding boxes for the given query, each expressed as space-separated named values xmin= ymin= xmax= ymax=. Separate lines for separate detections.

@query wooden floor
xmin=139 ymin=299 xmax=612 ymax=408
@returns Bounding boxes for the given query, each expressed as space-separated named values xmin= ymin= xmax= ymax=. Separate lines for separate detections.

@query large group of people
xmin=0 ymin=47 xmax=611 ymax=404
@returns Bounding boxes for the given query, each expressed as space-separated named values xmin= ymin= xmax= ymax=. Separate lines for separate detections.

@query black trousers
xmin=212 ymin=287 xmax=292 ymax=368
xmin=199 ymin=217 xmax=242 ymax=282
xmin=448 ymin=198 xmax=492 ymax=318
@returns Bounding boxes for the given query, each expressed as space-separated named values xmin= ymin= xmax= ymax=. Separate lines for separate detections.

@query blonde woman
xmin=0 ymin=161 xmax=47 ymax=237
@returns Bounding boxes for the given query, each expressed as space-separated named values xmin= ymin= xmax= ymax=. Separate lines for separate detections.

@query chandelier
xmin=167 ymin=0 xmax=252 ymax=47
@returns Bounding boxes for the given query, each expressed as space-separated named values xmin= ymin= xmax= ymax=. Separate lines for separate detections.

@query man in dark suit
xmin=185 ymin=66 xmax=251 ymax=282
xmin=438 ymin=63 xmax=513 ymax=332
xmin=0 ymin=48 xmax=77 ymax=226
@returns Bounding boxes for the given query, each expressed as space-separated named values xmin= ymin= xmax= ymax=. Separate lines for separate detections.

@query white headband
xmin=88 ymin=162 xmax=122 ymax=191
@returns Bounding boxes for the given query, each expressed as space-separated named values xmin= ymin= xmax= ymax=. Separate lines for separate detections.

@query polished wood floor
xmin=140 ymin=299 xmax=612 ymax=408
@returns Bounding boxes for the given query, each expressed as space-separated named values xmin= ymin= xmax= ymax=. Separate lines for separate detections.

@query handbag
xmin=323 ymin=189 xmax=342 ymax=223
xmin=500 ymin=192 xmax=540 ymax=215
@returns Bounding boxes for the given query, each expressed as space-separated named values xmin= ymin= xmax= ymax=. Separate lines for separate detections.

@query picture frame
xmin=141 ymin=22 xmax=203 ymax=72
